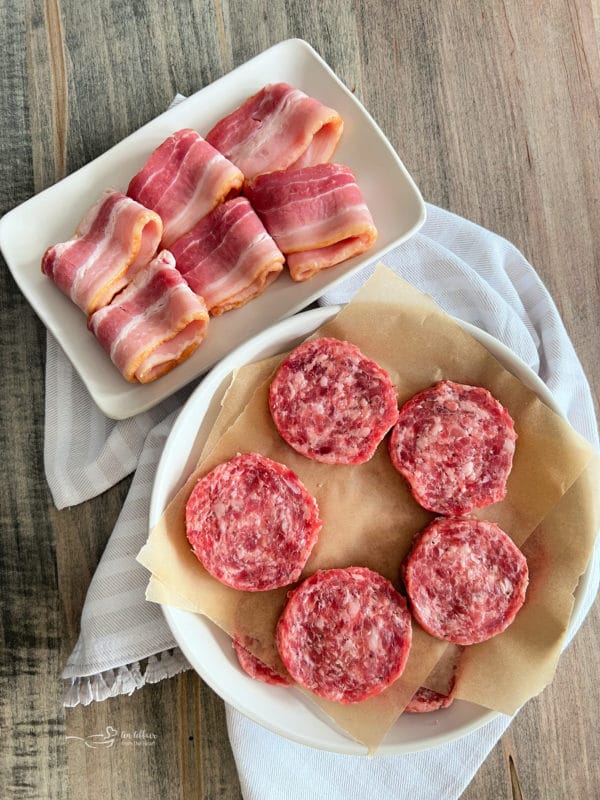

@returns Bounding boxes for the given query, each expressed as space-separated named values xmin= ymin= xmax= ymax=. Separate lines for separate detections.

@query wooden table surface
xmin=2 ymin=2 xmax=599 ymax=798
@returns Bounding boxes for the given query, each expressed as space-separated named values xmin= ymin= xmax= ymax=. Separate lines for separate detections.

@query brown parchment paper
xmin=138 ymin=264 xmax=598 ymax=750
xmin=454 ymin=456 xmax=600 ymax=712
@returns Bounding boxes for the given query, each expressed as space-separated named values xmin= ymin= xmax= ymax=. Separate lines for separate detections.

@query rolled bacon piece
xmin=41 ymin=190 xmax=163 ymax=315
xmin=170 ymin=197 xmax=284 ymax=316
xmin=244 ymin=163 xmax=377 ymax=281
xmin=88 ymin=250 xmax=209 ymax=384
xmin=205 ymin=83 xmax=343 ymax=180
xmin=127 ymin=129 xmax=244 ymax=248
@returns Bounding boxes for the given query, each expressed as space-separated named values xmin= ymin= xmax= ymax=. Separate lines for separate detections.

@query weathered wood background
xmin=1 ymin=1 xmax=599 ymax=798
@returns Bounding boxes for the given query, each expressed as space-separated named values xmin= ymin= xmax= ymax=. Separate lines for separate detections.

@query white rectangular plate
xmin=0 ymin=38 xmax=425 ymax=419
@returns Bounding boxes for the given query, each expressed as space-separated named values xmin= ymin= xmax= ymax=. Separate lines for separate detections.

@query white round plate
xmin=149 ymin=305 xmax=588 ymax=755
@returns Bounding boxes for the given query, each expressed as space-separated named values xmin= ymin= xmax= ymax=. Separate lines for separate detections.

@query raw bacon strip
xmin=244 ymin=163 xmax=377 ymax=281
xmin=276 ymin=567 xmax=412 ymax=704
xmin=269 ymin=337 xmax=398 ymax=465
xmin=205 ymin=83 xmax=343 ymax=180
xmin=185 ymin=453 xmax=322 ymax=592
xmin=233 ymin=637 xmax=291 ymax=688
xmin=402 ymin=517 xmax=529 ymax=646
xmin=88 ymin=250 xmax=209 ymax=383
xmin=41 ymin=190 xmax=162 ymax=315
xmin=389 ymin=380 xmax=517 ymax=515
xmin=127 ymin=129 xmax=244 ymax=248
xmin=170 ymin=197 xmax=284 ymax=316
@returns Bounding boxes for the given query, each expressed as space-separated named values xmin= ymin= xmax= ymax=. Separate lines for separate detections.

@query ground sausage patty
xmin=402 ymin=516 xmax=529 ymax=645
xmin=185 ymin=452 xmax=322 ymax=591
xmin=405 ymin=684 xmax=455 ymax=713
xmin=389 ymin=380 xmax=517 ymax=515
xmin=233 ymin=637 xmax=291 ymax=687
xmin=276 ymin=567 xmax=412 ymax=704
xmin=269 ymin=337 xmax=399 ymax=464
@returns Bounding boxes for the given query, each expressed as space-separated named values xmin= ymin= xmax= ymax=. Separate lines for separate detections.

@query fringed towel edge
xmin=63 ymin=647 xmax=191 ymax=707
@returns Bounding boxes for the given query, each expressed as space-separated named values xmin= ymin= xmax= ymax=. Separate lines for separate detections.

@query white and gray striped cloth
xmin=54 ymin=204 xmax=599 ymax=800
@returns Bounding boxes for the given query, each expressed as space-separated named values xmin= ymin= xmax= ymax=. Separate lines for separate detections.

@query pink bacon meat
xmin=276 ymin=567 xmax=412 ymax=704
xmin=127 ymin=129 xmax=244 ymax=248
xmin=245 ymin=163 xmax=377 ymax=281
xmin=170 ymin=197 xmax=284 ymax=316
xmin=41 ymin=190 xmax=162 ymax=315
xmin=88 ymin=250 xmax=209 ymax=383
xmin=205 ymin=82 xmax=343 ymax=180
xmin=402 ymin=517 xmax=529 ymax=646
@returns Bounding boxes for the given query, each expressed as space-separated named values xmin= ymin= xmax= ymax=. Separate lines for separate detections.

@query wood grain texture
xmin=1 ymin=1 xmax=599 ymax=798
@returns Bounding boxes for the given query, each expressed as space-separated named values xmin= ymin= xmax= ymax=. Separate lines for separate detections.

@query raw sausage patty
xmin=233 ymin=637 xmax=291 ymax=687
xmin=269 ymin=337 xmax=399 ymax=464
xmin=276 ymin=567 xmax=412 ymax=704
xmin=405 ymin=685 xmax=455 ymax=713
xmin=389 ymin=380 xmax=517 ymax=515
xmin=402 ymin=517 xmax=529 ymax=645
xmin=185 ymin=452 xmax=322 ymax=591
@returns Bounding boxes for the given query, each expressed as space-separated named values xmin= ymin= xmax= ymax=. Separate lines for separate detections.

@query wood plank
xmin=65 ymin=674 xmax=240 ymax=800
xmin=0 ymin=2 xmax=66 ymax=798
